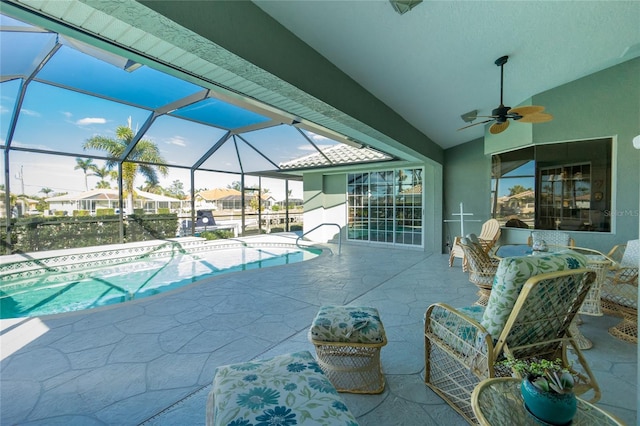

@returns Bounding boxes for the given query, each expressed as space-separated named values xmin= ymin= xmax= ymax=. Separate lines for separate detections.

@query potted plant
xmin=500 ymin=357 xmax=577 ymax=425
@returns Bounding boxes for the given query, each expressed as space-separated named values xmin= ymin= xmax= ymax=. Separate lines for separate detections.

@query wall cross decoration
xmin=444 ymin=202 xmax=481 ymax=236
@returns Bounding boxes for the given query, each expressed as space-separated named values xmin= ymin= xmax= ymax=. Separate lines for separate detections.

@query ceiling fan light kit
xmin=458 ymin=55 xmax=553 ymax=134
xmin=389 ymin=0 xmax=423 ymax=15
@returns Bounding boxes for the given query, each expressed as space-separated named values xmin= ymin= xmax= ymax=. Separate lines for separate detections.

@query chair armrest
xmin=425 ymin=303 xmax=495 ymax=377
xmin=610 ymin=266 xmax=639 ymax=284
xmin=602 ymin=267 xmax=638 ymax=308
xmin=607 ymin=244 xmax=626 ymax=264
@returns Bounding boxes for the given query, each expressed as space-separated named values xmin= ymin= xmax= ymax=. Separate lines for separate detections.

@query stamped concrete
xmin=1 ymin=234 xmax=636 ymax=425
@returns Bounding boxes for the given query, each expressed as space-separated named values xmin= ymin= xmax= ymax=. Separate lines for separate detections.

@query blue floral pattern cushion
xmin=209 ymin=351 xmax=359 ymax=426
xmin=480 ymin=251 xmax=587 ymax=337
xmin=309 ymin=306 xmax=386 ymax=344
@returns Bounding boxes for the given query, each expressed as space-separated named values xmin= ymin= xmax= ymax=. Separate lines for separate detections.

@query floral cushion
xmin=309 ymin=306 xmax=386 ymax=344
xmin=480 ymin=251 xmax=587 ymax=338
xmin=428 ymin=305 xmax=487 ymax=359
xmin=208 ymin=351 xmax=359 ymax=426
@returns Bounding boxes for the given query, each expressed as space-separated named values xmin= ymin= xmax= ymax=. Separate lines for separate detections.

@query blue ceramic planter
xmin=521 ymin=378 xmax=577 ymax=425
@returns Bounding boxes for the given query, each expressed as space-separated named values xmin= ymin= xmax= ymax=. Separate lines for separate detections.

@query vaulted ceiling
xmin=254 ymin=0 xmax=640 ymax=149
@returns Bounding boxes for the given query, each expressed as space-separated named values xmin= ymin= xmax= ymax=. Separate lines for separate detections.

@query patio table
xmin=471 ymin=377 xmax=624 ymax=426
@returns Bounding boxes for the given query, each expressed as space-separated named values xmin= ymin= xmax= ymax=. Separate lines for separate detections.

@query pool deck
xmin=1 ymin=233 xmax=637 ymax=425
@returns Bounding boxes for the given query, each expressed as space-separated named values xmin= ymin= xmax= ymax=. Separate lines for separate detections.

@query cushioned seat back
xmin=620 ymin=239 xmax=639 ymax=267
xmin=531 ymin=231 xmax=573 ymax=250
xmin=480 ymin=251 xmax=587 ymax=337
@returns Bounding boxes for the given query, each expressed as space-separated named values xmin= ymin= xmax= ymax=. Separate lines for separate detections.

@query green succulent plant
xmin=500 ymin=357 xmax=575 ymax=395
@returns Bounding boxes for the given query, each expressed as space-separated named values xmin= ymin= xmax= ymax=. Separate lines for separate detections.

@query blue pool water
xmin=0 ymin=243 xmax=321 ymax=319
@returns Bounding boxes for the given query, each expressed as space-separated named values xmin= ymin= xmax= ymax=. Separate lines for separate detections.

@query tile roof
xmin=279 ymin=144 xmax=393 ymax=170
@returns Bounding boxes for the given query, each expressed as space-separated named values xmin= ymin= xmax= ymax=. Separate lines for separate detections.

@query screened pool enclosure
xmin=0 ymin=9 xmax=397 ymax=254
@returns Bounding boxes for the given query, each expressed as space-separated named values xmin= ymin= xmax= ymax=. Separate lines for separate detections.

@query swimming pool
xmin=0 ymin=238 xmax=321 ymax=319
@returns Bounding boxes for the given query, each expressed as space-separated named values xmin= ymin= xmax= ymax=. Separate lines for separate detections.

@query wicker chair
xmin=425 ymin=252 xmax=600 ymax=424
xmin=450 ymin=219 xmax=501 ymax=271
xmin=458 ymin=235 xmax=500 ymax=306
xmin=601 ymin=239 xmax=639 ymax=343
xmin=527 ymin=230 xmax=575 ymax=251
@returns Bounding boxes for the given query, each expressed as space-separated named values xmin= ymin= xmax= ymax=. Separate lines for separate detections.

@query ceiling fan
xmin=459 ymin=55 xmax=553 ymax=135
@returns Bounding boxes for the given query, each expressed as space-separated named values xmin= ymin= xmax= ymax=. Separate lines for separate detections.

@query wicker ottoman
xmin=308 ymin=305 xmax=387 ymax=394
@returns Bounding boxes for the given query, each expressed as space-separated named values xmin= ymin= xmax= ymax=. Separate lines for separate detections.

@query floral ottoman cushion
xmin=308 ymin=306 xmax=386 ymax=344
xmin=206 ymin=351 xmax=359 ymax=426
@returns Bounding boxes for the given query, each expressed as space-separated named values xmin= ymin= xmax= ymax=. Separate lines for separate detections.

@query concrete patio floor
xmin=1 ymin=234 xmax=637 ymax=425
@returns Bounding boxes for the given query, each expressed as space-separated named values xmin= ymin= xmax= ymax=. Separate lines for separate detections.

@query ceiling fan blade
xmin=517 ymin=112 xmax=553 ymax=123
xmin=457 ymin=118 xmax=494 ymax=131
xmin=508 ymin=105 xmax=545 ymax=116
xmin=489 ymin=121 xmax=510 ymax=134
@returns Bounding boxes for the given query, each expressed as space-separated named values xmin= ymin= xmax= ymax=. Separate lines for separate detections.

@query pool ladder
xmin=296 ymin=223 xmax=342 ymax=255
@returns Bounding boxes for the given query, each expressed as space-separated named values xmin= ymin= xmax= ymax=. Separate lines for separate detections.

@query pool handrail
xmin=296 ymin=223 xmax=342 ymax=255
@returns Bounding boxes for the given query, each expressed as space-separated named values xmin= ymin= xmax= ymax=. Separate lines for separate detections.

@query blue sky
xmin=0 ymin=13 xmax=332 ymax=200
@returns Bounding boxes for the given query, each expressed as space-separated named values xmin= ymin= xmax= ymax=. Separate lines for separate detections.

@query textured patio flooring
xmin=1 ymin=233 xmax=636 ymax=425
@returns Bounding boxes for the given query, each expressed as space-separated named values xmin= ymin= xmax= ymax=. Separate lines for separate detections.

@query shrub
xmin=199 ymin=230 xmax=234 ymax=240
xmin=96 ymin=208 xmax=116 ymax=216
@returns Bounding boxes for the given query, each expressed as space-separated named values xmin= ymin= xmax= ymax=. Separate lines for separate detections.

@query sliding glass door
xmin=347 ymin=168 xmax=423 ymax=246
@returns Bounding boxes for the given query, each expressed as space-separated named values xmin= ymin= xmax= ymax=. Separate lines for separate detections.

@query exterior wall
xmin=443 ymin=138 xmax=492 ymax=251
xmin=302 ymin=173 xmax=345 ymax=243
xmin=445 ymin=58 xmax=640 ymax=254
xmin=303 ymin=162 xmax=443 ymax=253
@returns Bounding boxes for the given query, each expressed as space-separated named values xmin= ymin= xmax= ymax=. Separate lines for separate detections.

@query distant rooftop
xmin=279 ymin=144 xmax=393 ymax=170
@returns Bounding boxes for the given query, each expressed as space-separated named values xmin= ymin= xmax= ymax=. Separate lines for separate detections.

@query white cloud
xmin=166 ymin=136 xmax=187 ymax=147
xmin=299 ymin=143 xmax=333 ymax=152
xmin=76 ymin=117 xmax=107 ymax=125
xmin=311 ymin=133 xmax=329 ymax=142
xmin=20 ymin=108 xmax=41 ymax=117
xmin=62 ymin=111 xmax=73 ymax=119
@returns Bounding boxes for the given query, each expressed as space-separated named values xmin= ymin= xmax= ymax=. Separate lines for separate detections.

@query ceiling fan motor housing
xmin=492 ymin=105 xmax=511 ymax=122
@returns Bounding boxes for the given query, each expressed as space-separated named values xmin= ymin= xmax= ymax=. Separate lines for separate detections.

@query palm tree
xmin=138 ymin=180 xmax=163 ymax=194
xmin=90 ymin=164 xmax=113 ymax=189
xmin=83 ymin=125 xmax=168 ymax=213
xmin=39 ymin=187 xmax=53 ymax=197
xmin=74 ymin=158 xmax=95 ymax=191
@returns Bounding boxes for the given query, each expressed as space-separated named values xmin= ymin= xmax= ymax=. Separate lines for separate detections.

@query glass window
xmin=491 ymin=138 xmax=611 ymax=232
xmin=347 ymin=168 xmax=423 ymax=246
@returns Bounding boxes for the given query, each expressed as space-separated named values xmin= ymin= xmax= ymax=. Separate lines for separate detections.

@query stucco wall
xmin=445 ymin=58 xmax=640 ymax=254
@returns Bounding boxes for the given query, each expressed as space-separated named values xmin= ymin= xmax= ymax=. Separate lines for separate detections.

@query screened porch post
xmin=190 ymin=170 xmax=195 ymax=237
xmin=117 ymin=162 xmax=124 ymax=243
xmin=241 ymin=173 xmax=245 ymax=236
xmin=285 ymin=179 xmax=290 ymax=232
xmin=4 ymin=149 xmax=12 ymax=254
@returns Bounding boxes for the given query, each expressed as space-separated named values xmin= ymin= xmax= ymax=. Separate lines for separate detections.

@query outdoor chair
xmin=601 ymin=239 xmax=639 ymax=343
xmin=527 ymin=230 xmax=575 ymax=251
xmin=425 ymin=252 xmax=600 ymax=424
xmin=450 ymin=219 xmax=501 ymax=271
xmin=458 ymin=235 xmax=500 ymax=306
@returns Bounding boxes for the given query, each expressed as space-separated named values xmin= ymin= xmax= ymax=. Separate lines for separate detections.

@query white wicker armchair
xmin=528 ymin=230 xmax=575 ymax=251
xmin=458 ymin=235 xmax=500 ymax=306
xmin=424 ymin=252 xmax=600 ymax=424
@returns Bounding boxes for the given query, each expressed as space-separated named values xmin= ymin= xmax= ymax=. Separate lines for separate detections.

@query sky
xmin=0 ymin=13 xmax=330 ymax=201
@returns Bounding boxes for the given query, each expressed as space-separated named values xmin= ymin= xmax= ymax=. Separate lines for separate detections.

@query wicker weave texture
xmin=424 ymin=269 xmax=600 ymax=424
xmin=459 ymin=238 xmax=500 ymax=306
xmin=312 ymin=342 xmax=385 ymax=394
xmin=600 ymin=242 xmax=638 ymax=343
xmin=471 ymin=378 xmax=624 ymax=426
